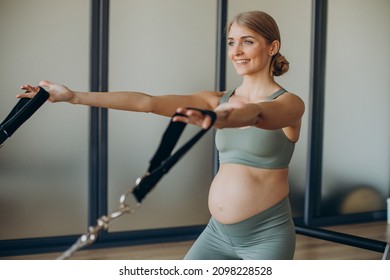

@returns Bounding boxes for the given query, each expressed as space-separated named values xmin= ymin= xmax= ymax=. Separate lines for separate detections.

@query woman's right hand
xmin=17 ymin=80 xmax=74 ymax=103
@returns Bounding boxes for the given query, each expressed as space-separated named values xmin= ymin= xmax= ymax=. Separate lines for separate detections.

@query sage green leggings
xmin=184 ymin=197 xmax=295 ymax=260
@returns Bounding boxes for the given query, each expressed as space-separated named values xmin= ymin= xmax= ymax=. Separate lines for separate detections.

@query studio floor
xmin=1 ymin=221 xmax=389 ymax=260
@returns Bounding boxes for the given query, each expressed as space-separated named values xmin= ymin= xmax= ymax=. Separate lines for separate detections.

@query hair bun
xmin=272 ymin=53 xmax=289 ymax=76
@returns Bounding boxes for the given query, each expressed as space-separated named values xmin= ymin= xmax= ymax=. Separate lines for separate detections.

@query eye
xmin=243 ymin=40 xmax=253 ymax=45
xmin=227 ymin=41 xmax=235 ymax=47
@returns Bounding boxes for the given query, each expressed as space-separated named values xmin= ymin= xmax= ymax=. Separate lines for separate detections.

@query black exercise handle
xmin=0 ymin=86 xmax=49 ymax=145
xmin=148 ymin=108 xmax=216 ymax=173
xmin=132 ymin=108 xmax=217 ymax=203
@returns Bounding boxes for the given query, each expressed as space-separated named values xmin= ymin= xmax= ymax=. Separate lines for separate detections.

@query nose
xmin=232 ymin=44 xmax=243 ymax=56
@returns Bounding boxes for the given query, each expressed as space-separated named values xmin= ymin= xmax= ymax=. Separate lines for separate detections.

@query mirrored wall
xmin=0 ymin=0 xmax=90 ymax=239
xmin=107 ymin=0 xmax=217 ymax=232
xmin=321 ymin=0 xmax=390 ymax=216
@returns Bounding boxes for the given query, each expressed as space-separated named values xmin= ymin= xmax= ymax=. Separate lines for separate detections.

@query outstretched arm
xmin=175 ymin=92 xmax=305 ymax=133
xmin=18 ymin=80 xmax=222 ymax=117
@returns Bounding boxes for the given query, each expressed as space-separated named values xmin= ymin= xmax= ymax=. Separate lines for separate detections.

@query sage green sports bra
xmin=215 ymin=89 xmax=295 ymax=169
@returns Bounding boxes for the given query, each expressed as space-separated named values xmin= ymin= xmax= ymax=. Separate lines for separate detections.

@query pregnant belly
xmin=208 ymin=164 xmax=289 ymax=224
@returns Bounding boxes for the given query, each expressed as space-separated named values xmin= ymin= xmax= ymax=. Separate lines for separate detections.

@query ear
xmin=269 ymin=40 xmax=280 ymax=56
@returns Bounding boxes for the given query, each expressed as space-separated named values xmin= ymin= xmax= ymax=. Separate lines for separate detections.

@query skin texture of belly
xmin=208 ymin=164 xmax=289 ymax=224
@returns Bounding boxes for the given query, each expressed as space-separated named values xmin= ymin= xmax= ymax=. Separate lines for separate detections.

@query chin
xmin=235 ymin=69 xmax=253 ymax=76
xmin=234 ymin=68 xmax=248 ymax=76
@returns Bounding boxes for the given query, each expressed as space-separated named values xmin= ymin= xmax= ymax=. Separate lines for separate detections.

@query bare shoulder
xmin=278 ymin=91 xmax=305 ymax=114
xmin=282 ymin=91 xmax=304 ymax=102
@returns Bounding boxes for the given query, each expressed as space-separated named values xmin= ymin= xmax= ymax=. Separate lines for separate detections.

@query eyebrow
xmin=227 ymin=35 xmax=257 ymax=40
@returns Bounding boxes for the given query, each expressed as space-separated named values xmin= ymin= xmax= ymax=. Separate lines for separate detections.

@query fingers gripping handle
xmin=0 ymin=87 xmax=49 ymax=146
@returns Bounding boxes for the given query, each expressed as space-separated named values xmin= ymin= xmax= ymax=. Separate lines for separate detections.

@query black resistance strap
xmin=55 ymin=108 xmax=217 ymax=260
xmin=132 ymin=108 xmax=216 ymax=203
xmin=0 ymin=87 xmax=49 ymax=146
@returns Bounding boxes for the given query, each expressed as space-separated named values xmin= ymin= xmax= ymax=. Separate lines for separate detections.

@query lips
xmin=235 ymin=59 xmax=250 ymax=65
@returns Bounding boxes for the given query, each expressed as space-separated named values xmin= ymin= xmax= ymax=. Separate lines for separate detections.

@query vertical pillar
xmin=213 ymin=0 xmax=228 ymax=175
xmin=89 ymin=0 xmax=109 ymax=230
xmin=304 ymin=0 xmax=328 ymax=225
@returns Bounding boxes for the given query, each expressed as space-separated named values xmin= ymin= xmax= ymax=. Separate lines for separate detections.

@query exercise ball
xmin=340 ymin=187 xmax=385 ymax=214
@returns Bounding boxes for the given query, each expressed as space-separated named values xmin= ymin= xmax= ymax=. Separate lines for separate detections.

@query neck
xmin=237 ymin=72 xmax=280 ymax=101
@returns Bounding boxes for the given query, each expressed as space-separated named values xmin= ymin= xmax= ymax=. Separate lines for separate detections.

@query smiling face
xmin=227 ymin=22 xmax=277 ymax=77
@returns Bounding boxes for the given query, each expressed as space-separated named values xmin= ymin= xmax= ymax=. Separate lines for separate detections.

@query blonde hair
xmin=227 ymin=11 xmax=289 ymax=76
